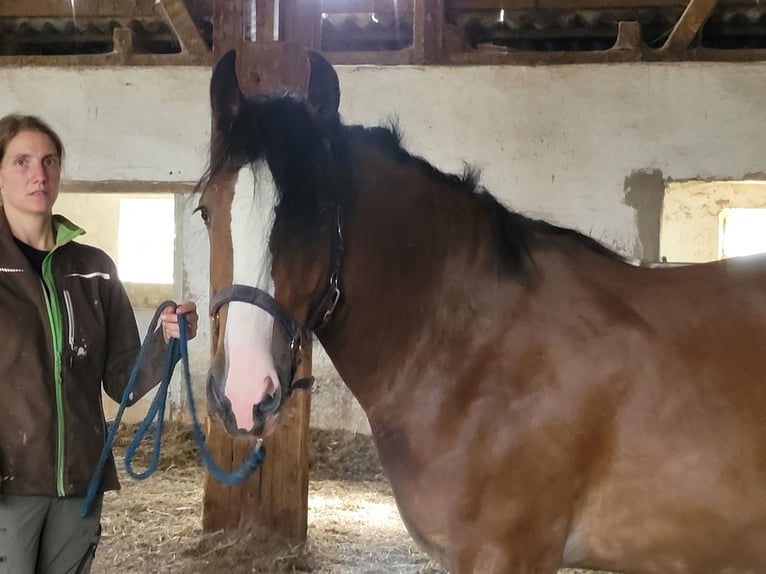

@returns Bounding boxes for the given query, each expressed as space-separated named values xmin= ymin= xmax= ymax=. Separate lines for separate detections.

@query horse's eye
xmin=195 ymin=205 xmax=210 ymax=226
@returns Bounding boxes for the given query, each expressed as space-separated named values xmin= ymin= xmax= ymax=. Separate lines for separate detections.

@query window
xmin=55 ymin=192 xmax=176 ymax=308
xmin=117 ymin=197 xmax=175 ymax=284
xmin=660 ymin=181 xmax=766 ymax=263
xmin=719 ymin=208 xmax=766 ymax=259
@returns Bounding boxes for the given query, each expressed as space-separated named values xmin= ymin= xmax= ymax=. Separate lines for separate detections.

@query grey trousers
xmin=0 ymin=495 xmax=102 ymax=574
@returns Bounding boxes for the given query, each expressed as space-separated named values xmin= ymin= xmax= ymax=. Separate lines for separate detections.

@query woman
xmin=0 ymin=114 xmax=199 ymax=574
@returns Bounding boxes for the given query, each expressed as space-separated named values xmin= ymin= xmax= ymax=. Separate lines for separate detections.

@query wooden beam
xmin=60 ymin=180 xmax=197 ymax=194
xmin=0 ymin=53 xmax=208 ymax=66
xmin=325 ymin=48 xmax=415 ymax=64
xmin=319 ymin=0 xmax=414 ymax=13
xmin=446 ymin=0 xmax=743 ymax=12
xmin=0 ymin=0 xmax=157 ymax=17
xmin=661 ymin=0 xmax=720 ymax=52
xmin=158 ymin=0 xmax=212 ymax=64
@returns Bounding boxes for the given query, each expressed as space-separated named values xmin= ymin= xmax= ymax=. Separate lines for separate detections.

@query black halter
xmin=209 ymin=207 xmax=343 ymax=394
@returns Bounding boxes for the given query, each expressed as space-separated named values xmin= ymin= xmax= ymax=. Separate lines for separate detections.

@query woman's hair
xmin=0 ymin=114 xmax=65 ymax=163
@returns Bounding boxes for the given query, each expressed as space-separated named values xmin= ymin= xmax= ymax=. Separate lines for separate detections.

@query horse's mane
xmin=342 ymin=120 xmax=625 ymax=275
xmin=201 ymin=95 xmax=625 ymax=276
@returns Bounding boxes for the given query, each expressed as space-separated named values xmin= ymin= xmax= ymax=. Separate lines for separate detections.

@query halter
xmin=208 ymin=206 xmax=344 ymax=395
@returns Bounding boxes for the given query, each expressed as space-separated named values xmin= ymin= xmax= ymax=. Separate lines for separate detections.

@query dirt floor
xmin=92 ymin=424 xmax=607 ymax=573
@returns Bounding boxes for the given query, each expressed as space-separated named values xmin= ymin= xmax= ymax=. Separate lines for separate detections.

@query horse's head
xmin=197 ymin=49 xmax=346 ymax=436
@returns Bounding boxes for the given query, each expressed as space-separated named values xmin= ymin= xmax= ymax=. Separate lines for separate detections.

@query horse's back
xmin=566 ymin=252 xmax=766 ymax=573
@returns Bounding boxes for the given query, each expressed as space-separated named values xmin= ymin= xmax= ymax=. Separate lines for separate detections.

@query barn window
xmin=660 ymin=180 xmax=766 ymax=264
xmin=117 ymin=197 xmax=175 ymax=284
xmin=718 ymin=208 xmax=766 ymax=259
xmin=55 ymin=191 xmax=177 ymax=308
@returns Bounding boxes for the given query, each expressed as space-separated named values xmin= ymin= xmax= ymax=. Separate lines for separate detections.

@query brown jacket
xmin=0 ymin=208 xmax=167 ymax=497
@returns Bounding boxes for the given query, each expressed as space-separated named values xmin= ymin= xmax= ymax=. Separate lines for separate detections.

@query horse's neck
xmin=317 ymin=148 xmax=526 ymax=412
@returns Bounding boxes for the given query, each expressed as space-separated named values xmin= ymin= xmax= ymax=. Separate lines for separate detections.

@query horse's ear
xmin=307 ymin=50 xmax=340 ymax=123
xmin=210 ymin=49 xmax=246 ymax=126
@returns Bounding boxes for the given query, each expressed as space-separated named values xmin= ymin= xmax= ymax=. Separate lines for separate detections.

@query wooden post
xmin=202 ymin=0 xmax=317 ymax=541
xmin=414 ymin=0 xmax=444 ymax=64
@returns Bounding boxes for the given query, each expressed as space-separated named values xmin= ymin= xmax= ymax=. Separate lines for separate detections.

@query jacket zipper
xmin=41 ymin=257 xmax=66 ymax=497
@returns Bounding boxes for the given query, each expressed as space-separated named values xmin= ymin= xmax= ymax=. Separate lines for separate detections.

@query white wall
xmin=2 ymin=62 xmax=765 ymax=433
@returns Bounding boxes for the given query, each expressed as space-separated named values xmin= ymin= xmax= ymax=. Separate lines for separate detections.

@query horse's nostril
xmin=259 ymin=385 xmax=282 ymax=414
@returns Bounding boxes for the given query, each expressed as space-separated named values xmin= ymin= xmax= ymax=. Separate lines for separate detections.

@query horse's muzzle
xmin=206 ymin=372 xmax=283 ymax=436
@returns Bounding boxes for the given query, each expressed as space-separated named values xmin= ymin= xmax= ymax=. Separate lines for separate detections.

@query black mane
xmin=201 ymin=93 xmax=624 ymax=275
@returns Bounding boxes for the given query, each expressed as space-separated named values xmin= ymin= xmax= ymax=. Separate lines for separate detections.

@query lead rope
xmin=81 ymin=303 xmax=265 ymax=517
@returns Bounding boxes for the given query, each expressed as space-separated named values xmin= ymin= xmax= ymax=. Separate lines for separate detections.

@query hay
xmin=92 ymin=423 xmax=608 ymax=573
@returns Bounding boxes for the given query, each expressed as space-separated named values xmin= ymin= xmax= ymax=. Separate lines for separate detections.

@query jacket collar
xmin=0 ymin=207 xmax=85 ymax=249
xmin=52 ymin=214 xmax=85 ymax=247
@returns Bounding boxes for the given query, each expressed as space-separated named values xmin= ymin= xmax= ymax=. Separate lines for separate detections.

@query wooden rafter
xmin=661 ymin=0 xmax=721 ymax=52
xmin=0 ymin=0 xmax=762 ymax=65
xmin=158 ymin=0 xmax=211 ymax=64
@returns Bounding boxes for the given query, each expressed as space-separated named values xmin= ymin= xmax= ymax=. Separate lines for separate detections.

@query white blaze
xmin=225 ymin=162 xmax=280 ymax=430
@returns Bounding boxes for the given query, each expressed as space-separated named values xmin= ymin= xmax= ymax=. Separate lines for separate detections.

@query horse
xmin=195 ymin=48 xmax=766 ymax=574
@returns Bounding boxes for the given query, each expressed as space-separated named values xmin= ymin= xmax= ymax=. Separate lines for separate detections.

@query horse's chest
xmin=387 ymin=475 xmax=451 ymax=566
xmin=372 ymin=427 xmax=452 ymax=563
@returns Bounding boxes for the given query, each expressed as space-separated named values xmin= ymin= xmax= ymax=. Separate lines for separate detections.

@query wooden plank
xmin=661 ymin=0 xmax=720 ymax=52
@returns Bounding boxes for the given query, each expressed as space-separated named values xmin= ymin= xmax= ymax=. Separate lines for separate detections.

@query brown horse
xmin=195 ymin=49 xmax=766 ymax=574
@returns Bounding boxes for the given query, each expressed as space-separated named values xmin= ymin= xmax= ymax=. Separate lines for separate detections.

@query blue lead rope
xmin=81 ymin=303 xmax=266 ymax=517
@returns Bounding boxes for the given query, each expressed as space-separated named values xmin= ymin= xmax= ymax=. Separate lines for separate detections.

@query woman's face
xmin=0 ymin=130 xmax=61 ymax=216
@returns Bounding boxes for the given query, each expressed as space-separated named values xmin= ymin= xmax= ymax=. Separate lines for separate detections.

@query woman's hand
xmin=160 ymin=301 xmax=199 ymax=343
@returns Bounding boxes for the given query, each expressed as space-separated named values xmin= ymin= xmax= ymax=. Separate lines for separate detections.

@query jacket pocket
xmin=63 ymin=290 xmax=77 ymax=369
xmin=63 ymin=290 xmax=76 ymax=351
